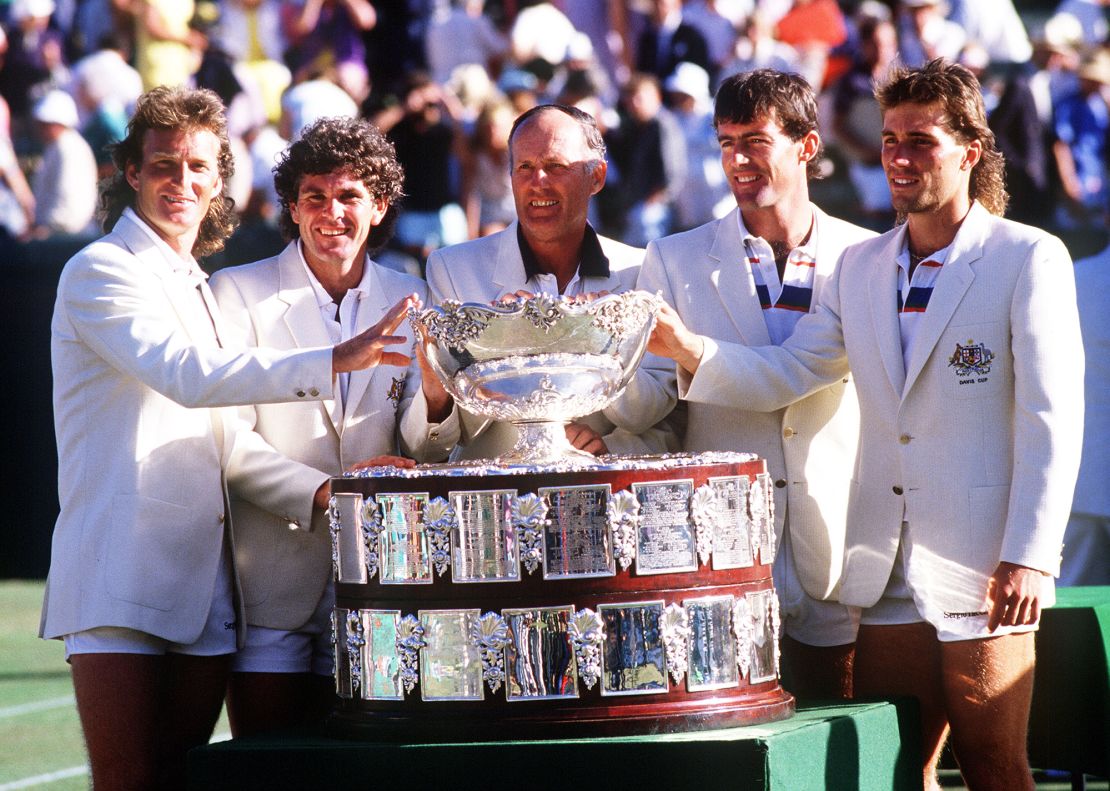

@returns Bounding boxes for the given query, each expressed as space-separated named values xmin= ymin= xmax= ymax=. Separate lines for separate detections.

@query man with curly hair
xmin=210 ymin=116 xmax=457 ymax=736
xmin=647 ymin=59 xmax=1083 ymax=790
xmin=43 ymin=88 xmax=418 ymax=790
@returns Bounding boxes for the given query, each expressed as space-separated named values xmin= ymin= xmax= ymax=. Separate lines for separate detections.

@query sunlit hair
xmin=508 ymin=104 xmax=607 ymax=172
xmin=713 ymin=69 xmax=824 ymax=180
xmin=273 ymin=116 xmax=406 ymax=254
xmin=100 ymin=86 xmax=237 ymax=259
xmin=876 ymin=58 xmax=1008 ymax=217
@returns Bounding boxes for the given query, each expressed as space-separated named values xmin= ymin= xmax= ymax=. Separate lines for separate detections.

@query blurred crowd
xmin=1 ymin=0 xmax=1108 ymax=268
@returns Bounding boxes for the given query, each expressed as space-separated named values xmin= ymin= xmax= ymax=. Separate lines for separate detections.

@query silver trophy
xmin=412 ymin=291 xmax=660 ymax=464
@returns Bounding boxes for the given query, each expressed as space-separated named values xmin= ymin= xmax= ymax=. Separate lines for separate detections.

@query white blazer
xmin=683 ymin=203 xmax=1084 ymax=618
xmin=638 ymin=205 xmax=876 ymax=599
xmin=211 ymin=243 xmax=455 ymax=630
xmin=42 ymin=212 xmax=335 ymax=644
xmin=425 ymin=223 xmax=678 ymax=460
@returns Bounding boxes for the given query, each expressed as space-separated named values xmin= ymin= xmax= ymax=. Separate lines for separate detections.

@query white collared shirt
xmin=737 ymin=209 xmax=819 ymax=346
xmin=896 ymin=240 xmax=954 ymax=372
xmin=526 ymin=269 xmax=586 ymax=298
xmin=123 ymin=206 xmax=222 ymax=346
xmin=297 ymin=241 xmax=376 ymax=408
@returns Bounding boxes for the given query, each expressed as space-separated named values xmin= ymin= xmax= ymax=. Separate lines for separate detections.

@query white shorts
xmin=773 ymin=527 xmax=860 ymax=647
xmin=860 ymin=526 xmax=1038 ymax=643
xmin=231 ymin=579 xmax=334 ymax=676
xmin=64 ymin=540 xmax=236 ymax=659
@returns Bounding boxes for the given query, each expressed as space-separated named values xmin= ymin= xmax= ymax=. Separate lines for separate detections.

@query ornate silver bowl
xmin=412 ymin=291 xmax=660 ymax=464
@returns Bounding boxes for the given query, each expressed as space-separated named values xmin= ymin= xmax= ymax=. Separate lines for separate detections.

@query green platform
xmin=1028 ymin=586 xmax=1110 ymax=778
xmin=188 ymin=700 xmax=921 ymax=791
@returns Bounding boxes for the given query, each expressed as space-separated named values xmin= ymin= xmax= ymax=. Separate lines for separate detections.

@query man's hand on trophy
xmin=416 ymin=339 xmax=454 ymax=422
xmin=332 ymin=293 xmax=419 ymax=374
xmin=648 ymin=303 xmax=705 ymax=377
xmin=312 ymin=455 xmax=417 ymax=510
xmin=565 ymin=422 xmax=608 ymax=456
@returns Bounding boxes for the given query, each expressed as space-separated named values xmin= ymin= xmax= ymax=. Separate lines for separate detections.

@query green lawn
xmin=0 ymin=581 xmax=230 ymax=790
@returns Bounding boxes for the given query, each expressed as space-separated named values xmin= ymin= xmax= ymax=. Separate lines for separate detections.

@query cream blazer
xmin=42 ymin=212 xmax=335 ymax=644
xmin=424 ymin=223 xmax=678 ymax=460
xmin=211 ymin=243 xmax=456 ymax=631
xmin=684 ymin=203 xmax=1084 ymax=618
xmin=638 ymin=205 xmax=876 ymax=599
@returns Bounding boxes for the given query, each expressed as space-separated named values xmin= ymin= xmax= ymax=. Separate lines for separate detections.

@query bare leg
xmin=226 ymin=671 xmax=333 ymax=738
xmin=941 ymin=632 xmax=1036 ymax=791
xmin=71 ymin=652 xmax=230 ymax=791
xmin=780 ymin=635 xmax=855 ymax=700
xmin=854 ymin=623 xmax=948 ymax=791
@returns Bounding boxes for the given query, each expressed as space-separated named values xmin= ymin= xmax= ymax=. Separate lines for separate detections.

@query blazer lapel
xmin=276 ymin=244 xmax=343 ymax=431
xmin=867 ymin=226 xmax=909 ymax=397
xmin=902 ymin=205 xmax=984 ymax=395
xmin=491 ymin=223 xmax=530 ymax=296
xmin=711 ymin=209 xmax=772 ymax=346
xmin=342 ymin=264 xmax=391 ymax=431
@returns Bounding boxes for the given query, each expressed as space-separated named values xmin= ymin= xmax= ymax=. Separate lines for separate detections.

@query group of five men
xmin=43 ymin=59 xmax=1082 ymax=791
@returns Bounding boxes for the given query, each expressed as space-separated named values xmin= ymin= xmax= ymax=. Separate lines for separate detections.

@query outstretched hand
xmin=332 ymin=293 xmax=419 ymax=374
xmin=648 ymin=303 xmax=705 ymax=376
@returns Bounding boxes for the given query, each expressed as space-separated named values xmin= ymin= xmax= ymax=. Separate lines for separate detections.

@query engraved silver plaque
xmin=747 ymin=589 xmax=778 ymax=684
xmin=362 ymin=610 xmax=404 ymax=700
xmin=376 ymin=493 xmax=433 ymax=585
xmin=632 ymin=479 xmax=697 ymax=575
xmin=598 ymin=601 xmax=668 ymax=697
xmin=539 ymin=484 xmax=616 ymax=580
xmin=334 ymin=607 xmax=354 ymax=699
xmin=419 ymin=609 xmax=485 ymax=701
xmin=503 ymin=606 xmax=578 ymax=701
xmin=684 ymin=596 xmax=740 ymax=692
xmin=709 ymin=476 xmax=755 ymax=569
xmin=449 ymin=489 xmax=521 ymax=583
xmin=332 ymin=493 xmax=367 ymax=583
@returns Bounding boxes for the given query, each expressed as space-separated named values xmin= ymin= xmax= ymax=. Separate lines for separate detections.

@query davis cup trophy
xmin=327 ymin=292 xmax=794 ymax=740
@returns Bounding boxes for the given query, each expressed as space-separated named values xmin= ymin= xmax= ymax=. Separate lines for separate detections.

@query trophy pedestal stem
xmin=500 ymin=420 xmax=595 ymax=465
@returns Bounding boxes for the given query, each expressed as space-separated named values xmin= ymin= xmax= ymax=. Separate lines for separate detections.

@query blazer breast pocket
xmin=941 ymin=322 xmax=1006 ymax=401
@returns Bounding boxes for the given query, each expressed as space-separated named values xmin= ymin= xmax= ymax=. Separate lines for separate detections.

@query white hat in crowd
xmin=32 ymin=90 xmax=79 ymax=128
xmin=664 ymin=62 xmax=711 ymax=104
xmin=9 ymin=0 xmax=56 ymax=22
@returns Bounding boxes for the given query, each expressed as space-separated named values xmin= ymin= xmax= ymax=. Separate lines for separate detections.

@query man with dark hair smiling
xmin=210 ymin=116 xmax=455 ymax=738
xmin=43 ymin=88 xmax=418 ymax=790
xmin=636 ymin=69 xmax=875 ymax=700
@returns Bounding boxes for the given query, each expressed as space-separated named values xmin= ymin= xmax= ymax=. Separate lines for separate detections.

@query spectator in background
xmin=664 ymin=61 xmax=730 ymax=230
xmin=831 ymin=13 xmax=898 ymax=227
xmin=376 ymin=71 xmax=467 ymax=262
xmin=895 ymin=0 xmax=965 ymax=67
xmin=124 ymin=0 xmax=205 ymax=91
xmin=1053 ymin=0 xmax=1110 ymax=48
xmin=281 ymin=0 xmax=377 ymax=105
xmin=0 ymin=92 xmax=35 ymax=238
xmin=1052 ymin=48 xmax=1110 ymax=228
xmin=29 ymin=89 xmax=97 ymax=238
xmin=0 ymin=0 xmax=68 ymax=131
xmin=947 ymin=0 xmax=1032 ymax=65
xmin=460 ymin=98 xmax=516 ymax=239
xmin=1028 ymin=14 xmax=1083 ymax=128
xmin=1060 ymin=239 xmax=1110 ymax=586
xmin=637 ymin=0 xmax=713 ymax=84
xmin=605 ymin=72 xmax=686 ymax=246
xmin=214 ymin=0 xmax=290 ymax=126
xmin=510 ymin=0 xmax=578 ymax=68
xmin=425 ymin=0 xmax=507 ymax=87
xmin=774 ymin=0 xmax=848 ymax=89
xmin=683 ymin=0 xmax=745 ymax=78
xmin=68 ymin=32 xmax=143 ymax=177
xmin=280 ymin=74 xmax=358 ymax=141
xmin=718 ymin=10 xmax=802 ymax=86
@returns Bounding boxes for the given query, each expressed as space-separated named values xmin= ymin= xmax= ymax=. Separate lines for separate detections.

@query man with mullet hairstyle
xmin=647 ymin=59 xmax=1083 ymax=791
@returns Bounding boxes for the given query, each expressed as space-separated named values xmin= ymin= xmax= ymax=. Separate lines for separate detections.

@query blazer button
xmin=782 ymin=427 xmax=795 ymax=439
xmin=899 ymin=434 xmax=912 ymax=445
xmin=217 ymin=513 xmax=225 ymax=523
xmin=309 ymin=387 xmax=320 ymax=397
xmin=295 ymin=389 xmax=306 ymax=398
xmin=892 ymin=485 xmax=904 ymax=495
xmin=430 ymin=430 xmax=440 ymax=441
xmin=774 ymin=479 xmax=787 ymax=489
